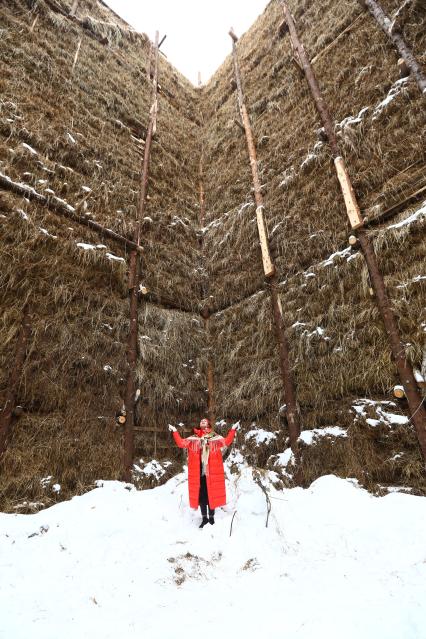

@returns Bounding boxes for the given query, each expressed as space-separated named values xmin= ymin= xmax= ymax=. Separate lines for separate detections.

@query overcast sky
xmin=105 ymin=0 xmax=269 ymax=85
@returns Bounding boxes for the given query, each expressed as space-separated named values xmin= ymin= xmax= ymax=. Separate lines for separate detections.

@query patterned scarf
xmin=197 ymin=431 xmax=219 ymax=476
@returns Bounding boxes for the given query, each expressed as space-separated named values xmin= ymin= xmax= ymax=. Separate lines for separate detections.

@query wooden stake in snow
xmin=358 ymin=0 xmax=426 ymax=94
xmin=280 ymin=1 xmax=426 ymax=463
xmin=229 ymin=29 xmax=301 ymax=457
xmin=123 ymin=31 xmax=160 ymax=483
xmin=0 ymin=306 xmax=31 ymax=458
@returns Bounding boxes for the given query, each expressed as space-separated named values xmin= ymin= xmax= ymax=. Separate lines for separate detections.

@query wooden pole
xmin=198 ymin=100 xmax=215 ymax=425
xmin=229 ymin=29 xmax=301 ymax=455
xmin=280 ymin=2 xmax=426 ymax=462
xmin=0 ymin=173 xmax=142 ymax=255
xmin=123 ymin=31 xmax=159 ymax=482
xmin=206 ymin=320 xmax=216 ymax=427
xmin=0 ymin=306 xmax=31 ymax=457
xmin=358 ymin=0 xmax=426 ymax=94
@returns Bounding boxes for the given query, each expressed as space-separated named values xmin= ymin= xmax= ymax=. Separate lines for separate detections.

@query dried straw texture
xmin=1 ymin=0 xmax=425 ymax=508
xmin=201 ymin=0 xmax=425 ymax=488
xmin=0 ymin=0 xmax=204 ymax=510
xmin=202 ymin=0 xmax=426 ymax=303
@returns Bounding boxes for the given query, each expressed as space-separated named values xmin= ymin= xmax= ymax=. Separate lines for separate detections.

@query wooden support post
xmin=281 ymin=1 xmax=426 ymax=462
xmin=229 ymin=30 xmax=301 ymax=457
xmin=359 ymin=0 xmax=426 ymax=94
xmin=207 ymin=360 xmax=215 ymax=426
xmin=123 ymin=31 xmax=159 ymax=483
xmin=256 ymin=206 xmax=275 ymax=277
xmin=334 ymin=157 xmax=364 ymax=229
xmin=72 ymin=38 xmax=82 ymax=73
xmin=204 ymin=317 xmax=216 ymax=428
xmin=0 ymin=306 xmax=31 ymax=457
xmin=198 ymin=107 xmax=215 ymax=424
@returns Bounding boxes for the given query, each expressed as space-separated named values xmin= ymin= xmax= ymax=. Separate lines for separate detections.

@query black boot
xmin=199 ymin=517 xmax=209 ymax=528
xmin=209 ymin=508 xmax=215 ymax=525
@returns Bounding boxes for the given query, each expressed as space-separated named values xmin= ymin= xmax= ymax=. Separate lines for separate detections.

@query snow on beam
xmin=0 ymin=172 xmax=142 ymax=255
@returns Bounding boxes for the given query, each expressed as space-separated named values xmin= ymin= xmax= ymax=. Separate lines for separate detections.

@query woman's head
xmin=200 ymin=418 xmax=211 ymax=432
xmin=194 ymin=418 xmax=212 ymax=437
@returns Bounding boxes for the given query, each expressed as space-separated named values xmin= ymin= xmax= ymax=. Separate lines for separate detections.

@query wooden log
xmin=281 ymin=0 xmax=426 ymax=462
xmin=365 ymin=184 xmax=426 ymax=228
xmin=358 ymin=228 xmax=426 ymax=460
xmin=256 ymin=206 xmax=275 ymax=277
xmin=207 ymin=358 xmax=215 ymax=427
xmin=123 ymin=31 xmax=160 ymax=482
xmin=0 ymin=306 xmax=31 ymax=457
xmin=0 ymin=172 xmax=142 ymax=254
xmin=360 ymin=0 xmax=426 ymax=94
xmin=334 ymin=157 xmax=364 ymax=229
xmin=229 ymin=31 xmax=301 ymax=457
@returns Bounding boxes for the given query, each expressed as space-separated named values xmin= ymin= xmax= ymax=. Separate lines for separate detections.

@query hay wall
xmin=201 ymin=0 xmax=426 ymax=489
xmin=0 ymin=0 xmax=206 ymax=510
xmin=1 ymin=0 xmax=425 ymax=508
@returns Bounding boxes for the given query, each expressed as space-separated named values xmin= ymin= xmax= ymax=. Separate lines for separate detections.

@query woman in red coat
xmin=169 ymin=418 xmax=238 ymax=527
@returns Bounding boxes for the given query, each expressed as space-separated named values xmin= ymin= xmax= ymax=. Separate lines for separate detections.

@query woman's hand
xmin=231 ymin=421 xmax=240 ymax=431
xmin=168 ymin=424 xmax=177 ymax=432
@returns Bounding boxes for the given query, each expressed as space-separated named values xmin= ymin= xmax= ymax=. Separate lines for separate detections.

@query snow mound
xmin=1 ymin=464 xmax=425 ymax=639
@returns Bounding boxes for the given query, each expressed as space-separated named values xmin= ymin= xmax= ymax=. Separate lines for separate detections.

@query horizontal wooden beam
xmin=0 ymin=172 xmax=142 ymax=254
xmin=364 ymin=185 xmax=426 ymax=227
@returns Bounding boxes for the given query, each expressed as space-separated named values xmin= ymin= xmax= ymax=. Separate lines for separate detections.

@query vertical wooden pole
xmin=0 ymin=306 xmax=31 ymax=457
xmin=359 ymin=0 xmax=426 ymax=94
xmin=229 ymin=29 xmax=301 ymax=456
xmin=198 ymin=105 xmax=216 ymax=426
xmin=123 ymin=31 xmax=160 ymax=482
xmin=280 ymin=2 xmax=426 ymax=462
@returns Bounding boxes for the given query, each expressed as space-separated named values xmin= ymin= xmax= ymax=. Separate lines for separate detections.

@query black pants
xmin=199 ymin=475 xmax=215 ymax=519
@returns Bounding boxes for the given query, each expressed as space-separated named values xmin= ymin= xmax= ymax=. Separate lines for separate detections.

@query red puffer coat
xmin=173 ymin=429 xmax=236 ymax=509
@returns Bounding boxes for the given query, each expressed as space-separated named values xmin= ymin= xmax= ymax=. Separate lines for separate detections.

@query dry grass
xmin=1 ymin=0 xmax=425 ymax=510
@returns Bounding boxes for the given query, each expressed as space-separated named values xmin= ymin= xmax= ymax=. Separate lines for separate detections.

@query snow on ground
xmin=1 ymin=463 xmax=425 ymax=639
